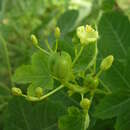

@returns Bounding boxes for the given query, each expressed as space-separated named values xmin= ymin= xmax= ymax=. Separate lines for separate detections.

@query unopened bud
xmin=80 ymin=98 xmax=91 ymax=110
xmin=31 ymin=34 xmax=38 ymax=46
xmin=100 ymin=55 xmax=114 ymax=71
xmin=55 ymin=27 xmax=60 ymax=39
xmin=35 ymin=87 xmax=43 ymax=98
xmin=12 ymin=87 xmax=22 ymax=96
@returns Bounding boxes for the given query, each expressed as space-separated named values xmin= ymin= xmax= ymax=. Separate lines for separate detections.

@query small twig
xmin=72 ymin=46 xmax=84 ymax=66
xmin=0 ymin=34 xmax=14 ymax=87
xmin=24 ymin=85 xmax=64 ymax=102
xmin=45 ymin=40 xmax=53 ymax=53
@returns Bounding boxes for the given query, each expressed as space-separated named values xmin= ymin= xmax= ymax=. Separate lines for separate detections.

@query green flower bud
xmin=80 ymin=98 xmax=91 ymax=110
xmin=84 ymin=76 xmax=99 ymax=89
xmin=31 ymin=34 xmax=38 ymax=46
xmin=76 ymin=25 xmax=99 ymax=44
xmin=55 ymin=27 xmax=61 ymax=39
xmin=35 ymin=87 xmax=43 ymax=98
xmin=12 ymin=87 xmax=22 ymax=96
xmin=100 ymin=55 xmax=114 ymax=71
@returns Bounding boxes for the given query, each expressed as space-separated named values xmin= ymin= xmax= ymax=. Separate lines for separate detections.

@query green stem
xmin=90 ymin=91 xmax=95 ymax=102
xmin=95 ymin=89 xmax=111 ymax=95
xmin=74 ymin=45 xmax=78 ymax=56
xmin=81 ymin=93 xmax=84 ymax=101
xmin=1 ymin=0 xmax=7 ymax=14
xmin=72 ymin=46 xmax=84 ymax=66
xmin=99 ymin=79 xmax=112 ymax=94
xmin=40 ymin=85 xmax=64 ymax=100
xmin=82 ymin=10 xmax=103 ymax=130
xmin=45 ymin=40 xmax=53 ymax=53
xmin=65 ymin=82 xmax=88 ymax=94
xmin=55 ymin=39 xmax=58 ymax=52
xmin=82 ymin=91 xmax=95 ymax=130
xmin=36 ymin=45 xmax=50 ymax=55
xmin=85 ymin=42 xmax=98 ymax=72
xmin=96 ymin=69 xmax=103 ymax=78
xmin=83 ymin=112 xmax=90 ymax=130
xmin=24 ymin=85 xmax=64 ymax=102
xmin=0 ymin=34 xmax=14 ymax=87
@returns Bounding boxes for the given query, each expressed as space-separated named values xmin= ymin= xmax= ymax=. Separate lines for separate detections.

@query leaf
xmin=58 ymin=37 xmax=75 ymax=59
xmin=94 ymin=11 xmax=130 ymax=122
xmin=116 ymin=0 xmax=130 ymax=19
xmin=58 ymin=106 xmax=83 ymax=130
xmin=98 ymin=11 xmax=130 ymax=92
xmin=0 ymin=85 xmax=10 ymax=112
xmin=27 ymin=84 xmax=36 ymax=97
xmin=12 ymin=65 xmax=34 ymax=84
xmin=0 ymin=85 xmax=10 ymax=98
xmin=115 ymin=99 xmax=130 ymax=130
xmin=101 ymin=0 xmax=115 ymax=11
xmin=57 ymin=10 xmax=79 ymax=34
xmin=88 ymin=118 xmax=115 ymax=130
xmin=4 ymin=97 xmax=66 ymax=130
xmin=13 ymin=52 xmax=53 ymax=90
xmin=74 ymin=43 xmax=97 ymax=72
xmin=94 ymin=90 xmax=130 ymax=119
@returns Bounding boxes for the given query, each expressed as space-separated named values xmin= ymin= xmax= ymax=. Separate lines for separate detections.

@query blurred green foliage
xmin=0 ymin=0 xmax=130 ymax=130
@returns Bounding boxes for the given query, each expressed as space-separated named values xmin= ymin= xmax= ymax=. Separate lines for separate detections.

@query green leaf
xmin=88 ymin=118 xmax=115 ymax=130
xmin=12 ymin=65 xmax=33 ymax=84
xmin=0 ymin=85 xmax=10 ymax=112
xmin=58 ymin=106 xmax=83 ymax=130
xmin=58 ymin=38 xmax=75 ymax=59
xmin=101 ymin=0 xmax=115 ymax=11
xmin=98 ymin=11 xmax=130 ymax=92
xmin=74 ymin=43 xmax=97 ymax=72
xmin=57 ymin=10 xmax=79 ymax=34
xmin=13 ymin=52 xmax=53 ymax=90
xmin=116 ymin=0 xmax=130 ymax=19
xmin=4 ymin=97 xmax=66 ymax=130
xmin=115 ymin=99 xmax=130 ymax=130
xmin=0 ymin=85 xmax=10 ymax=98
xmin=27 ymin=84 xmax=36 ymax=97
xmin=94 ymin=91 xmax=130 ymax=119
xmin=94 ymin=11 xmax=130 ymax=122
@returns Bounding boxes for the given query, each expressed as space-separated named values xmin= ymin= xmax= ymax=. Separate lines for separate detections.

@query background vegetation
xmin=0 ymin=0 xmax=130 ymax=130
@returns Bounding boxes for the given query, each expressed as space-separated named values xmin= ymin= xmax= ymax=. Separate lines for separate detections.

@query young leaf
xmin=13 ymin=52 xmax=53 ymax=90
xmin=27 ymin=84 xmax=36 ymax=97
xmin=12 ymin=65 xmax=34 ymax=84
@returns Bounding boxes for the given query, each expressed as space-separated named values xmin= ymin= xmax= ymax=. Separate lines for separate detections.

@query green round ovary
xmin=49 ymin=51 xmax=73 ymax=81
